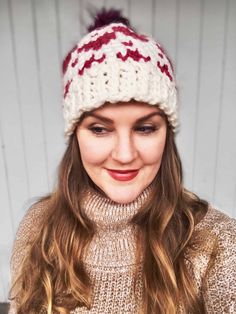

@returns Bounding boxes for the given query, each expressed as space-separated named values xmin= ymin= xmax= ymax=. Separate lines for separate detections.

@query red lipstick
xmin=107 ymin=169 xmax=139 ymax=181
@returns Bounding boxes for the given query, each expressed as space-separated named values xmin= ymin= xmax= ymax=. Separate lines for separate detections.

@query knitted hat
xmin=62 ymin=9 xmax=178 ymax=139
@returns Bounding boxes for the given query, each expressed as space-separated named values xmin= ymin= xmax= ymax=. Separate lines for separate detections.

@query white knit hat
xmin=62 ymin=14 xmax=178 ymax=138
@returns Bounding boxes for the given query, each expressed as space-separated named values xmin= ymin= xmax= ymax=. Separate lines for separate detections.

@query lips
xmin=107 ymin=169 xmax=139 ymax=181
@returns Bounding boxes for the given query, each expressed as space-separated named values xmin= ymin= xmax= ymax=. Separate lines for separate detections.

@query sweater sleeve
xmin=202 ymin=218 xmax=236 ymax=313
xmin=8 ymin=200 xmax=48 ymax=314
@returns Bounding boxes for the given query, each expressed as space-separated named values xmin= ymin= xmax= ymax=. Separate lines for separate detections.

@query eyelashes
xmin=88 ymin=125 xmax=159 ymax=136
xmin=136 ymin=126 xmax=158 ymax=133
xmin=88 ymin=127 xmax=106 ymax=135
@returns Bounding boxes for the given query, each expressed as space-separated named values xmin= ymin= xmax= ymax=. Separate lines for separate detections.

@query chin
xmin=109 ymin=196 xmax=137 ymax=204
xmin=103 ymin=185 xmax=144 ymax=204
xmin=111 ymin=196 xmax=137 ymax=204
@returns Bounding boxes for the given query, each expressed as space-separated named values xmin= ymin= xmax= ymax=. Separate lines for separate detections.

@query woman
xmin=9 ymin=8 xmax=236 ymax=314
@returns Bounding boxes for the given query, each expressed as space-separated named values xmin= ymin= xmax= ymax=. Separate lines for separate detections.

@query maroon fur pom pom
xmin=88 ymin=7 xmax=131 ymax=32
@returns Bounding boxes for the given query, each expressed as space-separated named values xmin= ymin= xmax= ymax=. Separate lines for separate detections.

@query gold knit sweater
xmin=9 ymin=185 xmax=236 ymax=313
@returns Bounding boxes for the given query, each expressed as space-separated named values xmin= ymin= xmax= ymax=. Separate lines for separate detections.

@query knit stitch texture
xmin=9 ymin=186 xmax=236 ymax=313
xmin=63 ymin=23 xmax=178 ymax=138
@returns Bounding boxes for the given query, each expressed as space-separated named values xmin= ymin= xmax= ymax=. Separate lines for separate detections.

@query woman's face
xmin=76 ymin=101 xmax=167 ymax=204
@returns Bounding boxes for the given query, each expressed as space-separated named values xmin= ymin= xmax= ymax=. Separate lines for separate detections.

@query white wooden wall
xmin=0 ymin=0 xmax=236 ymax=302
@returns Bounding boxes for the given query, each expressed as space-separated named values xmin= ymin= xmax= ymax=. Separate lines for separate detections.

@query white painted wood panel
xmin=0 ymin=0 xmax=29 ymax=300
xmin=57 ymin=0 xmax=82 ymax=59
xmin=82 ymin=0 xmax=106 ymax=34
xmin=213 ymin=0 xmax=236 ymax=216
xmin=32 ymin=0 xmax=65 ymax=191
xmin=175 ymin=0 xmax=203 ymax=190
xmin=0 ymin=125 xmax=13 ymax=301
xmin=104 ymin=0 xmax=129 ymax=18
xmin=9 ymin=0 xmax=49 ymax=198
xmin=0 ymin=0 xmax=30 ymax=228
xmin=129 ymin=0 xmax=153 ymax=35
xmin=153 ymin=0 xmax=179 ymax=61
xmin=192 ymin=0 xmax=228 ymax=201
xmin=0 ymin=0 xmax=236 ymax=302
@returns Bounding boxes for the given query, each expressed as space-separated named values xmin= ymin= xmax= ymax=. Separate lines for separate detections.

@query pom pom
xmin=87 ymin=7 xmax=131 ymax=32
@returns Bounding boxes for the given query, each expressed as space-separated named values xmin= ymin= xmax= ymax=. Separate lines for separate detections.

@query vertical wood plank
xmin=57 ymin=0 xmax=81 ymax=60
xmin=82 ymin=0 xmax=106 ymax=32
xmin=0 ymin=0 xmax=29 ymax=226
xmin=192 ymin=0 xmax=228 ymax=201
xmin=153 ymin=0 xmax=178 ymax=61
xmin=0 ymin=248 xmax=11 ymax=302
xmin=0 ymin=264 xmax=6 ymax=301
xmin=10 ymin=0 xmax=50 ymax=199
xmin=0 ymin=123 xmax=14 ymax=237
xmin=213 ymin=0 xmax=236 ymax=217
xmin=0 ymin=0 xmax=18 ymax=302
xmin=0 ymin=122 xmax=14 ymax=248
xmin=0 ymin=124 xmax=13 ymax=302
xmin=32 ymin=0 xmax=65 ymax=191
xmin=175 ymin=0 xmax=203 ymax=190
xmin=104 ymin=0 xmax=129 ymax=17
xmin=129 ymin=0 xmax=153 ymax=35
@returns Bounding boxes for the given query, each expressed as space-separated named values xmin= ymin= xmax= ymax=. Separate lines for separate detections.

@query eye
xmin=135 ymin=125 xmax=158 ymax=134
xmin=89 ymin=126 xmax=109 ymax=136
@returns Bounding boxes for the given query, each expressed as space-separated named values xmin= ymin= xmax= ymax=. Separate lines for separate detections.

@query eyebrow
xmin=83 ymin=111 xmax=165 ymax=124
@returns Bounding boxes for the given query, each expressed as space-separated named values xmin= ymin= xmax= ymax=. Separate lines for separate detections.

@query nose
xmin=111 ymin=131 xmax=138 ymax=163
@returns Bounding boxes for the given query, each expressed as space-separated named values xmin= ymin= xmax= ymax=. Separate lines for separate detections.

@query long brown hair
xmin=9 ymin=113 xmax=208 ymax=313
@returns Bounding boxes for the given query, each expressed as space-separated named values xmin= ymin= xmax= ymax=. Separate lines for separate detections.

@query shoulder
xmin=10 ymin=197 xmax=51 ymax=277
xmin=196 ymin=206 xmax=236 ymax=311
xmin=9 ymin=198 xmax=51 ymax=312
xmin=13 ymin=197 xmax=51 ymax=246
xmin=187 ymin=206 xmax=236 ymax=311
xmin=193 ymin=204 xmax=236 ymax=260
xmin=195 ymin=204 xmax=236 ymax=238
xmin=186 ymin=204 xmax=236 ymax=280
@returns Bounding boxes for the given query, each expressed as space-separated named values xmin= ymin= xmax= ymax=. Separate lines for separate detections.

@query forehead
xmin=83 ymin=101 xmax=165 ymax=120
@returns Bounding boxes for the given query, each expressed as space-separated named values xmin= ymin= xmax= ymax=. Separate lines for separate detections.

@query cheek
xmin=77 ymin=135 xmax=111 ymax=165
xmin=138 ymin=136 xmax=166 ymax=164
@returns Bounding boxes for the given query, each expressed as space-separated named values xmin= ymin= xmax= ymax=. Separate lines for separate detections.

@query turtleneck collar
xmin=80 ymin=183 xmax=154 ymax=268
xmin=80 ymin=182 xmax=154 ymax=230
